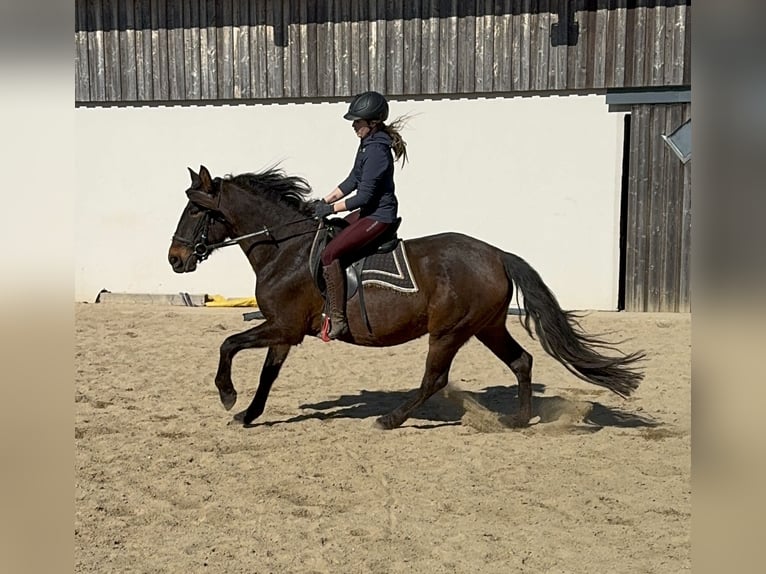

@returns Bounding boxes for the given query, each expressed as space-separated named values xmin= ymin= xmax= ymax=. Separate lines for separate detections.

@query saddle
xmin=310 ymin=217 xmax=415 ymax=332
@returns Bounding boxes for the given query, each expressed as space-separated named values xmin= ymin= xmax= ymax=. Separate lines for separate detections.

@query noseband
xmin=172 ymin=210 xmax=222 ymax=261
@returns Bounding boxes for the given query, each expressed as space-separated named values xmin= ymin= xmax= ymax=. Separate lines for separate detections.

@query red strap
xmin=320 ymin=315 xmax=331 ymax=343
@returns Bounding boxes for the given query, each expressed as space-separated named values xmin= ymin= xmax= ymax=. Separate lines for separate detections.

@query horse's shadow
xmin=248 ymin=383 xmax=660 ymax=430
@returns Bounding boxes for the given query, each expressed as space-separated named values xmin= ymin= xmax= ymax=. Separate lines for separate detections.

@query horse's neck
xmin=242 ymin=228 xmax=313 ymax=281
xmin=226 ymin=196 xmax=289 ymax=233
xmin=227 ymin=201 xmax=313 ymax=274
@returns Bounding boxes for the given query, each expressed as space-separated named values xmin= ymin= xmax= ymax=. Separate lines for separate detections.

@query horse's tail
xmin=502 ymin=252 xmax=645 ymax=397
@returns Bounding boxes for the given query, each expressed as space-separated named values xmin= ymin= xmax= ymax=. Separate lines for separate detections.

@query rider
xmin=312 ymin=91 xmax=408 ymax=339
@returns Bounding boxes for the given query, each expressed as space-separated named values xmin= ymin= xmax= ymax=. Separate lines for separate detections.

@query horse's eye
xmin=188 ymin=204 xmax=200 ymax=215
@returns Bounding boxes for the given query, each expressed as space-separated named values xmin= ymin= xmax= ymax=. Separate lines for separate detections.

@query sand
xmin=75 ymin=303 xmax=690 ymax=573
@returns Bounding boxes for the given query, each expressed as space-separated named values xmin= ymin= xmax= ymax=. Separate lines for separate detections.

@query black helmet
xmin=343 ymin=91 xmax=389 ymax=122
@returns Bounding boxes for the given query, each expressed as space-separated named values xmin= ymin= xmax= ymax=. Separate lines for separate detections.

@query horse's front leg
xmin=214 ymin=321 xmax=295 ymax=411
xmin=233 ymin=344 xmax=291 ymax=425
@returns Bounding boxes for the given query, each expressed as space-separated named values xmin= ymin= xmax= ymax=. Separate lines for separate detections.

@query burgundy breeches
xmin=320 ymin=211 xmax=392 ymax=266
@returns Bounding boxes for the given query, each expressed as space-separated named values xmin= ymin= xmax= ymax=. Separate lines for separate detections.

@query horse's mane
xmin=224 ymin=167 xmax=314 ymax=216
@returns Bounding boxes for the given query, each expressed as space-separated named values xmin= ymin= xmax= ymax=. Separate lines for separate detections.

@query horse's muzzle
xmin=168 ymin=247 xmax=197 ymax=273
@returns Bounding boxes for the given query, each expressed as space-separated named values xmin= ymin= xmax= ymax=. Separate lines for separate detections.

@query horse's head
xmin=168 ymin=165 xmax=230 ymax=273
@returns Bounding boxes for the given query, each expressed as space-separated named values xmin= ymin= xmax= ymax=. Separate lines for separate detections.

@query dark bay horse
xmin=168 ymin=166 xmax=644 ymax=429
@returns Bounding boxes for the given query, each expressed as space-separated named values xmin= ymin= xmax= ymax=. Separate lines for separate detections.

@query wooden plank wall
xmin=624 ymin=102 xmax=691 ymax=312
xmin=75 ymin=0 xmax=691 ymax=103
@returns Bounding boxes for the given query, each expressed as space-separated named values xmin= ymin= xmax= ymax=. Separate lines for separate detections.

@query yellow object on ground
xmin=204 ymin=294 xmax=258 ymax=307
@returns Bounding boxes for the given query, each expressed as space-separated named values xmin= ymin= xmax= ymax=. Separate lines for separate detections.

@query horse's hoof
xmin=500 ymin=414 xmax=540 ymax=428
xmin=219 ymin=389 xmax=237 ymax=411
xmin=374 ymin=415 xmax=399 ymax=430
xmin=228 ymin=409 xmax=247 ymax=425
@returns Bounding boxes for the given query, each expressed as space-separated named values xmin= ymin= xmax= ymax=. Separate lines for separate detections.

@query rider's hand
xmin=312 ymin=200 xmax=334 ymax=218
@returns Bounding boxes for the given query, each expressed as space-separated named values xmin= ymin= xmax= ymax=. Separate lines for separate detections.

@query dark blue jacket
xmin=337 ymin=130 xmax=398 ymax=223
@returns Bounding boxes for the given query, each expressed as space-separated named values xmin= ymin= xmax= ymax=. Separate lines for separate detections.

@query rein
xmin=174 ymin=211 xmax=320 ymax=262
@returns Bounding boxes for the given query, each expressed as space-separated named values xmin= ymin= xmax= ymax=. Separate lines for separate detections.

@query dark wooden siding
xmin=624 ymin=102 xmax=691 ymax=312
xmin=75 ymin=0 xmax=691 ymax=103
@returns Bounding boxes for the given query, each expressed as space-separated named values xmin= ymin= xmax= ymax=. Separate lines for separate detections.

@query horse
xmin=168 ymin=165 xmax=645 ymax=429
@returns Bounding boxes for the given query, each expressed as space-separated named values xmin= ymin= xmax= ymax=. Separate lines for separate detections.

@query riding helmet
xmin=343 ymin=91 xmax=389 ymax=122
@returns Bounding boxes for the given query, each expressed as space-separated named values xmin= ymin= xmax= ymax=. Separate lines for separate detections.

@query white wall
xmin=75 ymin=95 xmax=624 ymax=309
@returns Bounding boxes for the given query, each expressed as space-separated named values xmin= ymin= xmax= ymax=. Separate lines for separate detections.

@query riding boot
xmin=322 ymin=260 xmax=349 ymax=339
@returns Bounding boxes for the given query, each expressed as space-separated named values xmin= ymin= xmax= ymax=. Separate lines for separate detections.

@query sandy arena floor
xmin=75 ymin=303 xmax=690 ymax=573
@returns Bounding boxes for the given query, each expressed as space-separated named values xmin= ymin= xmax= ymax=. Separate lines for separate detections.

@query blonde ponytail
xmin=379 ymin=115 xmax=411 ymax=167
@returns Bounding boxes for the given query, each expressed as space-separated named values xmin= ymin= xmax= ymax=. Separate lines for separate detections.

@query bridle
xmin=172 ymin=206 xmax=320 ymax=262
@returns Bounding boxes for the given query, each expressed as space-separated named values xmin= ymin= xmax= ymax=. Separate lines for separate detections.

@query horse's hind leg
xmin=475 ymin=322 xmax=534 ymax=426
xmin=376 ymin=334 xmax=465 ymax=430
xmin=233 ymin=344 xmax=292 ymax=425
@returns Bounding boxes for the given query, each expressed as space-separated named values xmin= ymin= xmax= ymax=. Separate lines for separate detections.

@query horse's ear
xmin=199 ymin=165 xmax=214 ymax=193
xmin=188 ymin=167 xmax=201 ymax=189
xmin=186 ymin=189 xmax=218 ymax=210
xmin=186 ymin=165 xmax=219 ymax=208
